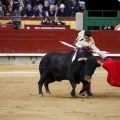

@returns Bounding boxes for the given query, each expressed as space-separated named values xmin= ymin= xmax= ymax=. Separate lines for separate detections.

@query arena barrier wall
xmin=0 ymin=25 xmax=120 ymax=64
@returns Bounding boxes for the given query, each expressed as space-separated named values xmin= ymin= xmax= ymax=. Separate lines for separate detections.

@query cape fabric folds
xmin=102 ymin=58 xmax=120 ymax=87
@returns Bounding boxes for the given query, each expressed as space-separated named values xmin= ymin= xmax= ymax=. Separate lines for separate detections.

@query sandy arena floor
xmin=0 ymin=64 xmax=120 ymax=120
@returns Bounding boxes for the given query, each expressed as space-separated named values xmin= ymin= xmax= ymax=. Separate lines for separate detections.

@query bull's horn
xmin=97 ymin=61 xmax=103 ymax=66
xmin=78 ymin=57 xmax=87 ymax=61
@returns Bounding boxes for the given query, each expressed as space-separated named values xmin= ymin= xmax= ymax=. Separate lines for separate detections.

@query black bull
xmin=38 ymin=49 xmax=101 ymax=97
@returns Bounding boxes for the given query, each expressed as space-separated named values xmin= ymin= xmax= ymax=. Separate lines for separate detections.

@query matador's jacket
xmin=74 ymin=30 xmax=107 ymax=59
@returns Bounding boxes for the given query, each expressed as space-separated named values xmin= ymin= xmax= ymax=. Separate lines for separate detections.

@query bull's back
xmin=39 ymin=52 xmax=73 ymax=74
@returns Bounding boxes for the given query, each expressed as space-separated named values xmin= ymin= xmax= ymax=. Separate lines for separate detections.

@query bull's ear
xmin=78 ymin=57 xmax=87 ymax=62
xmin=97 ymin=61 xmax=102 ymax=67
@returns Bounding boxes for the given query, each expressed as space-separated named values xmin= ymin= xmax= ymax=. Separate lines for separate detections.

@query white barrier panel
xmin=76 ymin=12 xmax=83 ymax=30
xmin=0 ymin=53 xmax=120 ymax=57
xmin=0 ymin=53 xmax=120 ymax=64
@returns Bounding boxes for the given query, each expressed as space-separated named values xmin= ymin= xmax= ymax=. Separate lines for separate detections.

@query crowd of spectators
xmin=0 ymin=0 xmax=86 ymax=17
xmin=41 ymin=16 xmax=65 ymax=25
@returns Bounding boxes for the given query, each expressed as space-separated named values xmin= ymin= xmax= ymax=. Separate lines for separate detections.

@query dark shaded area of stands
xmin=87 ymin=11 xmax=118 ymax=17
xmin=86 ymin=0 xmax=120 ymax=10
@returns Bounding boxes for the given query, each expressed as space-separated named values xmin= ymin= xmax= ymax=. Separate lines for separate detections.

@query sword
xmin=92 ymin=50 xmax=109 ymax=54
xmin=59 ymin=41 xmax=77 ymax=49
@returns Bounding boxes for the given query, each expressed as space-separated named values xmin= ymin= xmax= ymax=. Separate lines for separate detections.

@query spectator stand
xmin=0 ymin=16 xmax=76 ymax=29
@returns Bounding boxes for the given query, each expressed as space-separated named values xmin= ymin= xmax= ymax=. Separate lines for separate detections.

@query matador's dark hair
xmin=84 ymin=30 xmax=92 ymax=37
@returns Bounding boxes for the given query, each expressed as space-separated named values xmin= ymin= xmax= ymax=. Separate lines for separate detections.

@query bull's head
xmin=78 ymin=57 xmax=102 ymax=82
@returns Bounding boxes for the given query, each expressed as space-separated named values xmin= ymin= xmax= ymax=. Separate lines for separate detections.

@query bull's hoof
xmin=39 ymin=93 xmax=44 ymax=97
xmin=79 ymin=89 xmax=85 ymax=94
xmin=87 ymin=91 xmax=93 ymax=97
xmin=82 ymin=93 xmax=89 ymax=97
xmin=80 ymin=91 xmax=93 ymax=97
xmin=79 ymin=91 xmax=89 ymax=98
xmin=46 ymin=91 xmax=51 ymax=94
xmin=70 ymin=92 xmax=75 ymax=97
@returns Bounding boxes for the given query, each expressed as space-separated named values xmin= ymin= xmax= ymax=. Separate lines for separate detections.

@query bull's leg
xmin=38 ymin=74 xmax=47 ymax=96
xmin=44 ymin=79 xmax=54 ymax=94
xmin=84 ymin=57 xmax=97 ymax=81
xmin=67 ymin=69 xmax=76 ymax=97
xmin=38 ymin=79 xmax=44 ymax=96
xmin=79 ymin=80 xmax=91 ymax=97
xmin=69 ymin=80 xmax=76 ymax=97
xmin=80 ymin=82 xmax=92 ymax=95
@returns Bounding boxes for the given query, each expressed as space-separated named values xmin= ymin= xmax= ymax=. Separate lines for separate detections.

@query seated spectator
xmin=18 ymin=5 xmax=24 ymax=16
xmin=4 ymin=0 xmax=13 ymax=7
xmin=54 ymin=0 xmax=65 ymax=6
xmin=64 ymin=0 xmax=71 ymax=7
xmin=19 ymin=0 xmax=24 ymax=8
xmin=47 ymin=5 xmax=56 ymax=17
xmin=34 ymin=4 xmax=47 ymax=17
xmin=14 ymin=5 xmax=24 ymax=16
xmin=43 ymin=1 xmax=50 ymax=12
xmin=2 ymin=0 xmax=8 ymax=7
xmin=23 ymin=0 xmax=32 ymax=11
xmin=47 ymin=0 xmax=56 ymax=5
xmin=6 ymin=5 xmax=15 ymax=16
xmin=9 ymin=0 xmax=14 ymax=7
xmin=54 ymin=0 xmax=67 ymax=12
xmin=32 ymin=0 xmax=42 ymax=12
xmin=67 ymin=0 xmax=81 ymax=17
xmin=0 ymin=5 xmax=5 ymax=16
xmin=24 ymin=4 xmax=35 ymax=18
xmin=41 ymin=16 xmax=50 ymax=25
xmin=51 ymin=17 xmax=65 ymax=25
xmin=32 ymin=0 xmax=44 ymax=7
xmin=6 ymin=17 xmax=14 ymax=24
xmin=0 ymin=1 xmax=6 ymax=13
xmin=56 ymin=3 xmax=69 ymax=17
xmin=78 ymin=0 xmax=86 ymax=11
xmin=12 ymin=0 xmax=20 ymax=10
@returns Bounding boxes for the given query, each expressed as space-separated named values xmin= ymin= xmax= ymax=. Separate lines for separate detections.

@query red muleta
xmin=102 ymin=58 xmax=120 ymax=87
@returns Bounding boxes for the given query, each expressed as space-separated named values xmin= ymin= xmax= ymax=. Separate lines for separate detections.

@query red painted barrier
xmin=25 ymin=25 xmax=70 ymax=30
xmin=0 ymin=16 xmax=75 ymax=21
xmin=0 ymin=24 xmax=14 ymax=30
xmin=0 ymin=27 xmax=120 ymax=55
xmin=92 ymin=30 xmax=120 ymax=53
